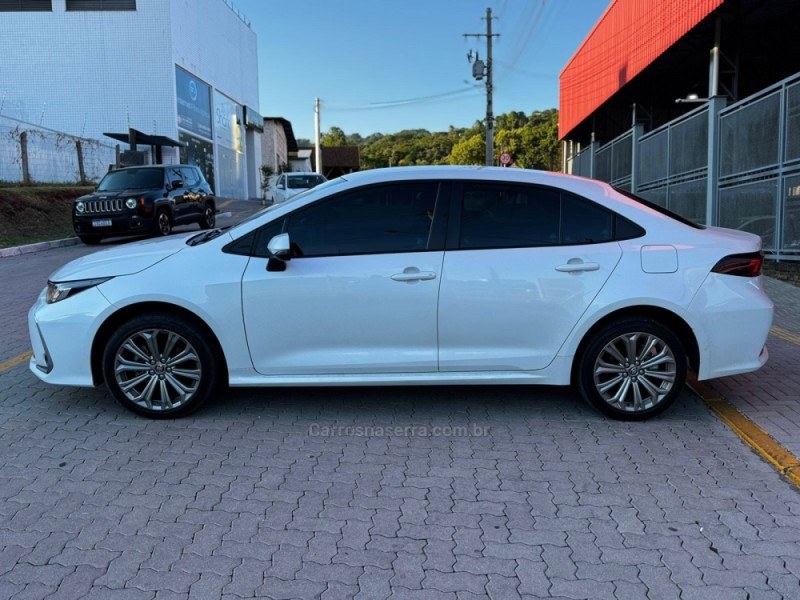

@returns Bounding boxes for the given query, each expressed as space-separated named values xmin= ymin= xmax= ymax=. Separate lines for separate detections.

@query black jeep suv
xmin=73 ymin=165 xmax=216 ymax=244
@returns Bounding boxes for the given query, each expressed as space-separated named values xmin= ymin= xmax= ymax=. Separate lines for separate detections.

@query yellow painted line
xmin=0 ymin=351 xmax=32 ymax=375
xmin=687 ymin=374 xmax=800 ymax=488
xmin=218 ymin=199 xmax=234 ymax=209
xmin=771 ymin=326 xmax=800 ymax=346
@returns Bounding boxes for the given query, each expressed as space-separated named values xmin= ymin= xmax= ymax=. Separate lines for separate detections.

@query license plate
xmin=92 ymin=219 xmax=112 ymax=227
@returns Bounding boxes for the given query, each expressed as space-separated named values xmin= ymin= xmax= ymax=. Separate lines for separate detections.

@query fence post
xmin=588 ymin=141 xmax=598 ymax=180
xmin=706 ymin=96 xmax=727 ymax=226
xmin=20 ymin=131 xmax=31 ymax=185
xmin=631 ymin=123 xmax=644 ymax=194
xmin=76 ymin=140 xmax=87 ymax=184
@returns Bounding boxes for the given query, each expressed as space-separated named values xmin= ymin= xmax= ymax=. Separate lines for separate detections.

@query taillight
xmin=711 ymin=252 xmax=763 ymax=277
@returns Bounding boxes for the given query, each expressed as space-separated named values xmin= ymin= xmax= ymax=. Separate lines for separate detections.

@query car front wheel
xmin=576 ymin=318 xmax=686 ymax=420
xmin=200 ymin=202 xmax=216 ymax=229
xmin=156 ymin=209 xmax=172 ymax=236
xmin=102 ymin=313 xmax=220 ymax=418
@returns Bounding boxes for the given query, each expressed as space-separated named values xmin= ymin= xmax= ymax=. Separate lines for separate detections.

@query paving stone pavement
xmin=709 ymin=277 xmax=800 ymax=458
xmin=1 ymin=234 xmax=800 ymax=598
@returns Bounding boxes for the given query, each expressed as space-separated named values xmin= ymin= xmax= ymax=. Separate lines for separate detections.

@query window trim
xmin=65 ymin=0 xmax=136 ymax=10
xmin=233 ymin=180 xmax=451 ymax=259
xmin=0 ymin=0 xmax=52 ymax=11
xmin=447 ymin=180 xmax=644 ymax=251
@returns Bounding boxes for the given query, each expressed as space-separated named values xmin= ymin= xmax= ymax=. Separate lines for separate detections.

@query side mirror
xmin=171 ymin=179 xmax=183 ymax=190
xmin=266 ymin=233 xmax=291 ymax=272
xmin=277 ymin=183 xmax=285 ymax=189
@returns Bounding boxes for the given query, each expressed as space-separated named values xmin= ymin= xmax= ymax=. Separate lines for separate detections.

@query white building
xmin=0 ymin=0 xmax=262 ymax=199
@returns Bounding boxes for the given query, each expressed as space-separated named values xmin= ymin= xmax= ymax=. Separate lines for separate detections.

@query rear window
xmin=613 ymin=187 xmax=705 ymax=229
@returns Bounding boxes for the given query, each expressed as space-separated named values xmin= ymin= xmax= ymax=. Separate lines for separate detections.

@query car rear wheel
xmin=576 ymin=318 xmax=686 ymax=420
xmin=78 ymin=235 xmax=101 ymax=245
xmin=156 ymin=209 xmax=172 ymax=236
xmin=200 ymin=202 xmax=216 ymax=229
xmin=102 ymin=313 xmax=220 ymax=418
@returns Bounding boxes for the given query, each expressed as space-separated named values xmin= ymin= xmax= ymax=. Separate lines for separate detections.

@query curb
xmin=0 ymin=236 xmax=81 ymax=258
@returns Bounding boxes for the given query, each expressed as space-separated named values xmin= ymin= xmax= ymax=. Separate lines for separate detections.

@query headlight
xmin=45 ymin=277 xmax=111 ymax=304
xmin=126 ymin=198 xmax=137 ymax=209
xmin=76 ymin=201 xmax=85 ymax=213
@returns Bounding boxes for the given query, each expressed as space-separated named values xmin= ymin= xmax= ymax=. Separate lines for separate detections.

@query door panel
xmin=242 ymin=252 xmax=444 ymax=375
xmin=438 ymin=244 xmax=621 ymax=371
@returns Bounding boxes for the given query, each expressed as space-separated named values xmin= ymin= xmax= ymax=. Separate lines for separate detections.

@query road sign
xmin=499 ymin=151 xmax=512 ymax=166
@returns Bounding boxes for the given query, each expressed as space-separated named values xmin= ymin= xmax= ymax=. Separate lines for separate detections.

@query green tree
xmin=321 ymin=126 xmax=347 ymax=147
xmin=447 ymin=134 xmax=485 ymax=165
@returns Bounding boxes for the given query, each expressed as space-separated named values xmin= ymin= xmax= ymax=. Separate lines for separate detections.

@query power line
xmin=325 ymin=85 xmax=483 ymax=112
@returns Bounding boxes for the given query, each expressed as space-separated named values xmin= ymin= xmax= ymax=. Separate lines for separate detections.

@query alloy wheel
xmin=592 ymin=331 xmax=677 ymax=413
xmin=158 ymin=212 xmax=171 ymax=235
xmin=113 ymin=329 xmax=201 ymax=411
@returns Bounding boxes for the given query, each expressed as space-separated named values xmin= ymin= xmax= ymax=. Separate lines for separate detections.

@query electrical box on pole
xmin=464 ymin=8 xmax=500 ymax=167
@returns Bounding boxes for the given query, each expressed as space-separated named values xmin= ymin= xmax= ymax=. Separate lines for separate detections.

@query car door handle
xmin=555 ymin=261 xmax=600 ymax=273
xmin=391 ymin=269 xmax=437 ymax=282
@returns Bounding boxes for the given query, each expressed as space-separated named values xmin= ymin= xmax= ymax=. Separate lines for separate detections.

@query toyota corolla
xmin=28 ymin=167 xmax=773 ymax=419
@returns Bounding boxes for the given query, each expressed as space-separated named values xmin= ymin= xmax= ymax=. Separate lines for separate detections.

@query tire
xmin=199 ymin=201 xmax=216 ymax=229
xmin=78 ymin=235 xmax=101 ymax=245
xmin=156 ymin=209 xmax=172 ymax=237
xmin=576 ymin=317 xmax=686 ymax=421
xmin=102 ymin=312 xmax=221 ymax=418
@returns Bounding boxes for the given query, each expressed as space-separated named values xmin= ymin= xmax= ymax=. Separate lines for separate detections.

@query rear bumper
xmin=688 ymin=273 xmax=774 ymax=380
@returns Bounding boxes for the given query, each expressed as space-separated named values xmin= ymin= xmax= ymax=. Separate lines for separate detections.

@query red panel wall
xmin=559 ymin=0 xmax=724 ymax=139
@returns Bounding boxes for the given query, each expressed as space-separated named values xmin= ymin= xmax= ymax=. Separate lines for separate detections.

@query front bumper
xmin=28 ymin=286 xmax=115 ymax=386
xmin=73 ymin=213 xmax=157 ymax=236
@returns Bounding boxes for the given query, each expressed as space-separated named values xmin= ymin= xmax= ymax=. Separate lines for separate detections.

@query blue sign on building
xmin=176 ymin=66 xmax=212 ymax=140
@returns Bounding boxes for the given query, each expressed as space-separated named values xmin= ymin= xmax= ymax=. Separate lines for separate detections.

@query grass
xmin=0 ymin=185 xmax=94 ymax=249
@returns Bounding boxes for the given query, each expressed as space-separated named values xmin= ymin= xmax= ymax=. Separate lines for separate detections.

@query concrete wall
xmin=0 ymin=0 xmax=175 ymax=144
xmin=261 ymin=120 xmax=288 ymax=173
xmin=0 ymin=0 xmax=261 ymax=196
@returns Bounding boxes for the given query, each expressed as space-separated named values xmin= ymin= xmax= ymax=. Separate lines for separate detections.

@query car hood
xmin=79 ymin=189 xmax=159 ymax=201
xmin=50 ymin=234 xmax=193 ymax=281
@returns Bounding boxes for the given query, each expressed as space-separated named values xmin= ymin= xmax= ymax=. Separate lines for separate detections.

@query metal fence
xmin=0 ymin=114 xmax=116 ymax=185
xmin=566 ymin=70 xmax=800 ymax=260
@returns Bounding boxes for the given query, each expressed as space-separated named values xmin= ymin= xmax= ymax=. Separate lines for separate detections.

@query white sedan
xmin=29 ymin=167 xmax=773 ymax=419
xmin=270 ymin=172 xmax=327 ymax=204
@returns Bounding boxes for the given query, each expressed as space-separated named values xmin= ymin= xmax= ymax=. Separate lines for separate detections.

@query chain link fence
xmin=0 ymin=114 xmax=116 ymax=185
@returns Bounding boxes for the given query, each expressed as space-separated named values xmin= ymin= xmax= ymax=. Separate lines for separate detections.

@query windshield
xmin=288 ymin=175 xmax=325 ymax=189
xmin=98 ymin=168 xmax=163 ymax=192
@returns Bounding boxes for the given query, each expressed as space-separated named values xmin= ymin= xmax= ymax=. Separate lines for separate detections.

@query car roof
xmin=113 ymin=164 xmax=197 ymax=171
xmin=338 ymin=166 xmax=614 ymax=200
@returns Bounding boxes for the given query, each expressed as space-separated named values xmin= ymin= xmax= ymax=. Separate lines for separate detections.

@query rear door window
xmin=458 ymin=183 xmax=621 ymax=248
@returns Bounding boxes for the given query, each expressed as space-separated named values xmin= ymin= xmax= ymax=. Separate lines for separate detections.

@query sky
xmin=234 ymin=0 xmax=610 ymax=141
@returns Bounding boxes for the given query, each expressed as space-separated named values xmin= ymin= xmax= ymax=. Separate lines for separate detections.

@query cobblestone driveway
xmin=1 ymin=242 xmax=799 ymax=599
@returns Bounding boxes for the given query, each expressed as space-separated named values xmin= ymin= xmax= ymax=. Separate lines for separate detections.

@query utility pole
xmin=314 ymin=97 xmax=322 ymax=175
xmin=465 ymin=8 xmax=499 ymax=166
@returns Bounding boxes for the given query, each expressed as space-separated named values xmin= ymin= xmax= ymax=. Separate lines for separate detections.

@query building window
xmin=0 ymin=0 xmax=52 ymax=11
xmin=65 ymin=0 xmax=136 ymax=10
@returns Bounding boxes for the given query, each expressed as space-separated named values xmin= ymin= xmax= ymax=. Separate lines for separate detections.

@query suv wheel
xmin=102 ymin=313 xmax=220 ymax=418
xmin=78 ymin=235 xmax=101 ymax=245
xmin=200 ymin=202 xmax=216 ymax=230
xmin=156 ymin=209 xmax=172 ymax=236
xmin=576 ymin=318 xmax=686 ymax=420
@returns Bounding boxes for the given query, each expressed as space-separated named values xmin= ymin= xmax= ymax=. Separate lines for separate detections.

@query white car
xmin=29 ymin=167 xmax=773 ymax=420
xmin=270 ymin=172 xmax=327 ymax=204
